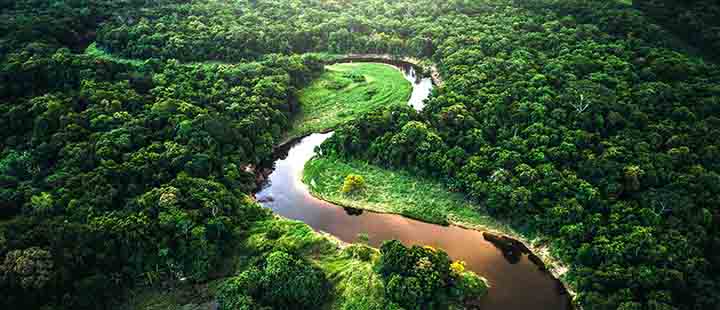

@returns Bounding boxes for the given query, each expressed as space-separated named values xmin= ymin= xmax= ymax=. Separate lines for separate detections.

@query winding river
xmin=256 ymin=63 xmax=570 ymax=310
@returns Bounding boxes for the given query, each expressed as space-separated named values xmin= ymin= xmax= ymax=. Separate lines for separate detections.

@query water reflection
xmin=343 ymin=206 xmax=364 ymax=216
xmin=396 ymin=63 xmax=433 ymax=111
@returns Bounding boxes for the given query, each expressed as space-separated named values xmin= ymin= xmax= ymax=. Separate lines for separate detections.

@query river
xmin=256 ymin=62 xmax=570 ymax=310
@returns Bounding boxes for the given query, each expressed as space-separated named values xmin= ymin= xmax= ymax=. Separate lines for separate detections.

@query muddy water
xmin=256 ymin=62 xmax=569 ymax=310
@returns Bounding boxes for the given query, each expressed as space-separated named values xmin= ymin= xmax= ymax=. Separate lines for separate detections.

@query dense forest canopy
xmin=1 ymin=0 xmax=719 ymax=309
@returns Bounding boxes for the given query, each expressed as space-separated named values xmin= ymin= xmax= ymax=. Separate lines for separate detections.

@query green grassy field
xmin=303 ymin=155 xmax=519 ymax=235
xmin=287 ymin=63 xmax=412 ymax=139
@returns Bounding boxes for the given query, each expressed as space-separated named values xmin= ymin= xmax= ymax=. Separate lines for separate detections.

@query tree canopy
xmin=1 ymin=0 xmax=719 ymax=309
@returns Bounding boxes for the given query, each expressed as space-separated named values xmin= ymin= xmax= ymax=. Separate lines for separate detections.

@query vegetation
xmin=1 ymin=0 xmax=719 ymax=309
xmin=240 ymin=219 xmax=388 ymax=310
xmin=377 ymin=240 xmax=488 ymax=309
xmin=1 ymin=1 xmax=325 ymax=308
xmin=217 ymin=251 xmax=330 ymax=310
xmin=341 ymin=174 xmax=366 ymax=195
xmin=634 ymin=0 xmax=720 ymax=60
xmin=114 ymin=216 xmax=487 ymax=310
xmin=321 ymin=1 xmax=720 ymax=308
xmin=289 ymin=63 xmax=412 ymax=139
xmin=223 ymin=219 xmax=484 ymax=310
xmin=305 ymin=155 xmax=514 ymax=231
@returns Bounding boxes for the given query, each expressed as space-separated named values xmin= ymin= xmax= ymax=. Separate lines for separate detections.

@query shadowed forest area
xmin=634 ymin=0 xmax=720 ymax=60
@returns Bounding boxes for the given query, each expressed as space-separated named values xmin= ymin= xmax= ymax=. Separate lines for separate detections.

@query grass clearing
xmin=303 ymin=155 xmax=520 ymax=235
xmin=287 ymin=63 xmax=412 ymax=139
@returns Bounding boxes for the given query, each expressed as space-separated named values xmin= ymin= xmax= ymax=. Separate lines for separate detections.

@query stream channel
xmin=256 ymin=61 xmax=571 ymax=310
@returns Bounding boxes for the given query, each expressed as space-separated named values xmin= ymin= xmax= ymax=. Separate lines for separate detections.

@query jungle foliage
xmin=377 ymin=240 xmax=488 ymax=310
xmin=1 ymin=1 xmax=325 ymax=308
xmin=634 ymin=0 xmax=720 ymax=59
xmin=217 ymin=251 xmax=330 ymax=310
xmin=1 ymin=0 xmax=719 ymax=309
xmin=320 ymin=1 xmax=720 ymax=309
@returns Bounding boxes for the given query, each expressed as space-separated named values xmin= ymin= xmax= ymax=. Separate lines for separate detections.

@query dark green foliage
xmin=0 ymin=247 xmax=54 ymax=290
xmin=0 ymin=2 xmax=324 ymax=308
xmin=1 ymin=0 xmax=719 ymax=309
xmin=323 ymin=77 xmax=352 ymax=91
xmin=217 ymin=251 xmax=330 ymax=310
xmin=343 ymin=71 xmax=366 ymax=83
xmin=94 ymin=1 xmax=438 ymax=62
xmin=319 ymin=1 xmax=720 ymax=309
xmin=634 ymin=0 xmax=720 ymax=60
xmin=377 ymin=240 xmax=487 ymax=309
xmin=0 ymin=50 xmax=308 ymax=305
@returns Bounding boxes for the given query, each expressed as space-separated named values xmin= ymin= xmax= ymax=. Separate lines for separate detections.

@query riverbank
xmin=302 ymin=154 xmax=576 ymax=301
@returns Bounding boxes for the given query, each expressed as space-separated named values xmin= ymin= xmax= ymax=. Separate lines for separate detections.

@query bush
xmin=261 ymin=251 xmax=329 ymax=308
xmin=323 ymin=78 xmax=351 ymax=90
xmin=344 ymin=244 xmax=374 ymax=261
xmin=343 ymin=71 xmax=366 ymax=83
xmin=29 ymin=192 xmax=54 ymax=215
xmin=218 ymin=251 xmax=330 ymax=310
xmin=376 ymin=240 xmax=487 ymax=309
xmin=217 ymin=268 xmax=265 ymax=310
xmin=341 ymin=174 xmax=366 ymax=194
xmin=453 ymin=271 xmax=488 ymax=301
xmin=0 ymin=247 xmax=54 ymax=289
xmin=265 ymin=226 xmax=283 ymax=240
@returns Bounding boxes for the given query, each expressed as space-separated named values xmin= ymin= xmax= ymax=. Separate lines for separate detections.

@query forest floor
xmin=285 ymin=63 xmax=411 ymax=140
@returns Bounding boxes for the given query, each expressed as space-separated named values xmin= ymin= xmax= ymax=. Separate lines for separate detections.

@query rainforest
xmin=1 ymin=0 xmax=719 ymax=309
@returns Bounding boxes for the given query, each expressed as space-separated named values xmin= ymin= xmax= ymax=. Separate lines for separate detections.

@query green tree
xmin=342 ymin=174 xmax=366 ymax=194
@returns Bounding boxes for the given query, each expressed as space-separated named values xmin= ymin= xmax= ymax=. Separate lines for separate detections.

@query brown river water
xmin=256 ymin=63 xmax=570 ymax=310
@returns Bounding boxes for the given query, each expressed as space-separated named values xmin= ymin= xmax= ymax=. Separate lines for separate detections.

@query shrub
xmin=376 ymin=240 xmax=487 ymax=309
xmin=261 ymin=251 xmax=329 ymax=308
xmin=341 ymin=174 xmax=366 ymax=194
xmin=343 ymin=71 xmax=366 ymax=83
xmin=265 ymin=226 xmax=283 ymax=240
xmin=0 ymin=247 xmax=54 ymax=289
xmin=29 ymin=192 xmax=54 ymax=215
xmin=450 ymin=260 xmax=466 ymax=274
xmin=217 ymin=268 xmax=264 ymax=310
xmin=218 ymin=251 xmax=330 ymax=310
xmin=454 ymin=271 xmax=488 ymax=300
xmin=386 ymin=274 xmax=423 ymax=309
xmin=345 ymin=244 xmax=374 ymax=261
xmin=323 ymin=78 xmax=351 ymax=90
